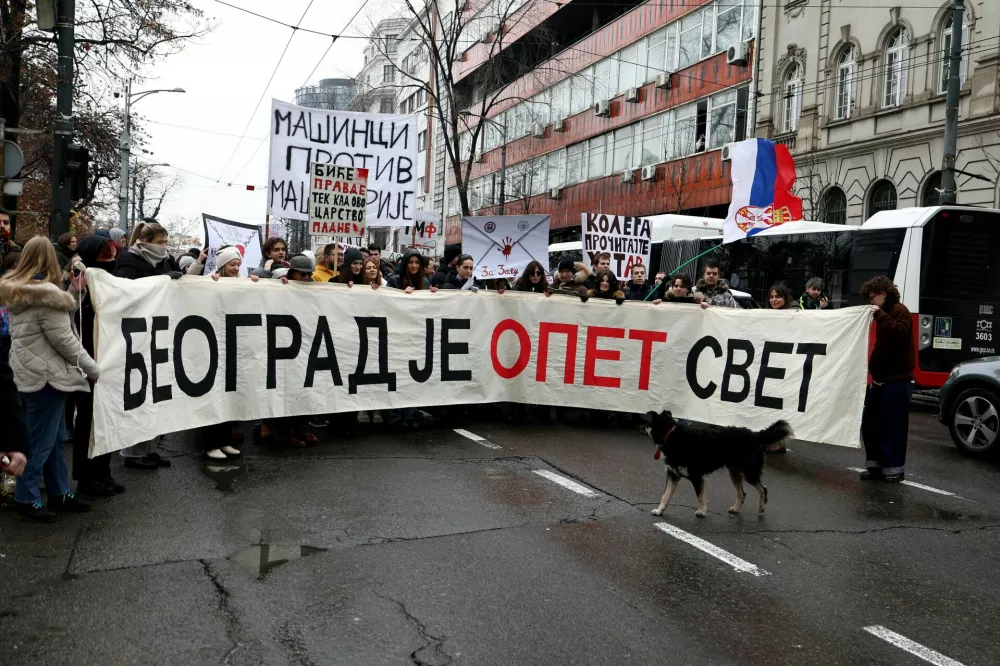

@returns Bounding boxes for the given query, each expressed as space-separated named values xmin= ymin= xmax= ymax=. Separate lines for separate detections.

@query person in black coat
xmin=0 ymin=348 xmax=29 ymax=476
xmin=430 ymin=243 xmax=461 ymax=288
xmin=623 ymin=264 xmax=653 ymax=301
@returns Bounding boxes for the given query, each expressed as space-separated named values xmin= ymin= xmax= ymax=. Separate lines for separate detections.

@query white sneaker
xmin=206 ymin=449 xmax=227 ymax=460
xmin=220 ymin=445 xmax=241 ymax=457
xmin=357 ymin=412 xmax=371 ymax=424
xmin=372 ymin=411 xmax=384 ymax=424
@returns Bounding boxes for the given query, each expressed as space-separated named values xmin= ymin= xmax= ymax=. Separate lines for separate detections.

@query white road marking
xmin=453 ymin=428 xmax=501 ymax=450
xmin=863 ymin=625 xmax=966 ymax=666
xmin=653 ymin=522 xmax=769 ymax=577
xmin=532 ymin=470 xmax=600 ymax=497
xmin=846 ymin=468 xmax=967 ymax=499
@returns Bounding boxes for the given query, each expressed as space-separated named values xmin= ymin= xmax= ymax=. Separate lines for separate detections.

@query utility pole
xmin=50 ymin=0 xmax=75 ymax=238
xmin=939 ymin=0 xmax=965 ymax=205
xmin=118 ymin=80 xmax=132 ymax=231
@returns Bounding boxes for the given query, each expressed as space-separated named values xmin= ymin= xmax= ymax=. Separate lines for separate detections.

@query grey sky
xmin=134 ymin=0 xmax=386 ymax=232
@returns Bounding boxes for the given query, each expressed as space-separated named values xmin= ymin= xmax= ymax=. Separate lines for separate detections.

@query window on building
xmin=571 ymin=67 xmax=593 ymax=115
xmin=922 ymin=171 xmax=942 ymax=206
xmin=678 ymin=13 xmax=702 ymax=70
xmin=835 ymin=46 xmax=857 ymax=120
xmin=940 ymin=10 xmax=971 ymax=94
xmin=567 ymin=143 xmax=585 ymax=185
xmin=741 ymin=0 xmax=755 ymax=41
xmin=383 ymin=64 xmax=394 ymax=83
xmin=418 ymin=130 xmax=427 ymax=151
xmin=868 ymin=180 xmax=898 ymax=216
xmin=380 ymin=99 xmax=394 ymax=113
xmin=547 ymin=152 xmax=565 ymax=191
xmin=716 ymin=0 xmax=741 ymax=57
xmin=588 ymin=135 xmax=607 ymax=179
xmin=781 ymin=63 xmax=802 ymax=134
xmin=674 ymin=102 xmax=697 ymax=158
xmin=385 ymin=34 xmax=398 ymax=53
xmin=647 ymin=29 xmax=667 ymax=78
xmin=665 ymin=23 xmax=679 ymax=72
xmin=701 ymin=7 xmax=716 ymax=60
xmin=640 ymin=115 xmax=662 ymax=166
xmin=551 ymin=79 xmax=570 ymax=120
xmin=612 ymin=126 xmax=634 ymax=172
xmin=822 ymin=187 xmax=847 ymax=225
xmin=618 ymin=44 xmax=638 ymax=93
xmin=710 ymin=89 xmax=738 ymax=148
xmin=883 ymin=27 xmax=909 ymax=108
xmin=593 ymin=59 xmax=615 ymax=101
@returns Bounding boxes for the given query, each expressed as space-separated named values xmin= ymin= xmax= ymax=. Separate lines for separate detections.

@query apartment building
xmin=756 ymin=0 xmax=1000 ymax=224
xmin=444 ymin=0 xmax=759 ymax=243
xmin=348 ymin=16 xmax=411 ymax=114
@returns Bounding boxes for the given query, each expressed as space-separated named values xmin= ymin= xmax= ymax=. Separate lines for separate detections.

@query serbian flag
xmin=723 ymin=138 xmax=803 ymax=243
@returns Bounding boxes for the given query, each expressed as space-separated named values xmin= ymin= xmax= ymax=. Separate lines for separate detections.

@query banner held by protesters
xmin=86 ymin=269 xmax=871 ymax=456
xmin=581 ymin=214 xmax=652 ymax=280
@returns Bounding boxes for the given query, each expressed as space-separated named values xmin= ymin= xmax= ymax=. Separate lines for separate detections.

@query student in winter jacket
xmin=623 ymin=264 xmax=653 ymax=301
xmin=388 ymin=249 xmax=433 ymax=291
xmin=694 ymin=261 xmax=737 ymax=308
xmin=658 ymin=273 xmax=707 ymax=307
xmin=0 ymin=237 xmax=99 ymax=521
xmin=430 ymin=244 xmax=461 ymax=288
xmin=70 ymin=235 xmax=125 ymax=497
xmin=859 ymin=276 xmax=914 ymax=483
xmin=115 ymin=221 xmax=180 ymax=469
xmin=440 ymin=254 xmax=481 ymax=290
xmin=588 ymin=269 xmax=626 ymax=304
xmin=547 ymin=258 xmax=589 ymax=301
xmin=799 ymin=276 xmax=829 ymax=309
xmin=335 ymin=248 xmax=365 ymax=284
xmin=768 ymin=283 xmax=796 ymax=310
xmin=361 ymin=258 xmax=383 ymax=288
xmin=252 ymin=237 xmax=290 ymax=279
xmin=514 ymin=261 xmax=548 ymax=293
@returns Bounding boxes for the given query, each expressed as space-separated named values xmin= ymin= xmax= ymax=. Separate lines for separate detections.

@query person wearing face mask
xmin=69 ymin=235 xmax=126 ymax=497
xmin=115 ymin=221 xmax=180 ymax=469
xmin=334 ymin=248 xmax=365 ymax=285
xmin=513 ymin=261 xmax=548 ymax=293
xmin=624 ymin=264 xmax=653 ymax=301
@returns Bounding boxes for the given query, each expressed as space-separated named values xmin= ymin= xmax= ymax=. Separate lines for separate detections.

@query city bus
xmin=673 ymin=206 xmax=1000 ymax=388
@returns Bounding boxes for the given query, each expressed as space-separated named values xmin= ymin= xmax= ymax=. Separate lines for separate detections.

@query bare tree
xmin=132 ymin=166 xmax=180 ymax=221
xmin=371 ymin=0 xmax=564 ymax=217
xmin=663 ymin=160 xmax=693 ymax=213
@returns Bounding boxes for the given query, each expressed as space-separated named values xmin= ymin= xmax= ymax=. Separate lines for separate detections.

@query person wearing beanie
xmin=430 ymin=243 xmax=461 ymax=288
xmin=335 ymin=248 xmax=365 ymax=284
xmin=546 ymin=257 xmax=590 ymax=301
xmin=178 ymin=255 xmax=195 ymax=273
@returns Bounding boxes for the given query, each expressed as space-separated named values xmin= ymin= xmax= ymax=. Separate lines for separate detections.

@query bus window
xmin=920 ymin=209 xmax=1000 ymax=305
xmin=848 ymin=229 xmax=906 ymax=305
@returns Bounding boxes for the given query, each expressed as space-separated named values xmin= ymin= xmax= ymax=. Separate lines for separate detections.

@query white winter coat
xmin=0 ymin=280 xmax=99 ymax=393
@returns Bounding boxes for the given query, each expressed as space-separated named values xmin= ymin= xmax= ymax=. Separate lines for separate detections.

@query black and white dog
xmin=646 ymin=411 xmax=793 ymax=517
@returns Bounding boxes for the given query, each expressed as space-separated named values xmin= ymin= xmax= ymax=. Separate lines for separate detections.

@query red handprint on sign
xmin=496 ymin=236 xmax=514 ymax=260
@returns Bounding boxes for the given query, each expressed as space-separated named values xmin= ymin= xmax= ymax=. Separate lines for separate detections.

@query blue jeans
xmin=861 ymin=381 xmax=912 ymax=475
xmin=15 ymin=386 xmax=71 ymax=504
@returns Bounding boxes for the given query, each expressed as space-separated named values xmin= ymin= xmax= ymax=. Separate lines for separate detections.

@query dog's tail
xmin=754 ymin=420 xmax=793 ymax=449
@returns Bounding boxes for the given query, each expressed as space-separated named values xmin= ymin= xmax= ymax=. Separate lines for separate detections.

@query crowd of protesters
xmin=0 ymin=208 xmax=909 ymax=522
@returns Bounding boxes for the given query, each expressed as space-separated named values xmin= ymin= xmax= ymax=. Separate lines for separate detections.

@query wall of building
xmin=756 ymin=0 xmax=1000 ymax=224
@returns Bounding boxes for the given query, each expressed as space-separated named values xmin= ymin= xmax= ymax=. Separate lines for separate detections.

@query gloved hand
xmin=168 ymin=271 xmax=184 ymax=280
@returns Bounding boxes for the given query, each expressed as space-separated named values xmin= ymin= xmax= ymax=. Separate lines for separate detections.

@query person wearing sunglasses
xmin=514 ymin=261 xmax=548 ymax=293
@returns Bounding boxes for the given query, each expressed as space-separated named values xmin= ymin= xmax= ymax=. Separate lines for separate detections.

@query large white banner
xmin=86 ymin=270 xmax=871 ymax=456
xmin=202 ymin=215 xmax=263 ymax=278
xmin=267 ymin=100 xmax=418 ymax=227
xmin=462 ymin=215 xmax=549 ymax=280
xmin=581 ymin=213 xmax=652 ymax=280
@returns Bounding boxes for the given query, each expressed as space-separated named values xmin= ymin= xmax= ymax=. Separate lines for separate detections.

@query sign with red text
xmin=309 ymin=163 xmax=368 ymax=237
xmin=87 ymin=268 xmax=872 ymax=456
xmin=462 ymin=215 xmax=549 ymax=280
xmin=581 ymin=213 xmax=652 ymax=280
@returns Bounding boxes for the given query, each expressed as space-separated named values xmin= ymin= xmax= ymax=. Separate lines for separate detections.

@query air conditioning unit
xmin=727 ymin=41 xmax=749 ymax=66
xmin=655 ymin=72 xmax=672 ymax=90
xmin=641 ymin=165 xmax=657 ymax=181
xmin=620 ymin=169 xmax=634 ymax=184
xmin=625 ymin=87 xmax=640 ymax=103
xmin=531 ymin=122 xmax=545 ymax=138
xmin=721 ymin=143 xmax=734 ymax=162
xmin=552 ymin=118 xmax=566 ymax=132
xmin=549 ymin=187 xmax=561 ymax=200
xmin=594 ymin=100 xmax=611 ymax=117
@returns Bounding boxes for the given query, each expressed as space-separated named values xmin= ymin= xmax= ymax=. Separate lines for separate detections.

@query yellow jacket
xmin=312 ymin=264 xmax=337 ymax=283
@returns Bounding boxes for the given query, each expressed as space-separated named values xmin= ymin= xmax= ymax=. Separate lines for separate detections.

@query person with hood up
xmin=115 ymin=221 xmax=181 ymax=469
xmin=513 ymin=261 xmax=548 ymax=293
xmin=0 ymin=237 xmax=99 ymax=521
xmin=334 ymin=248 xmax=365 ymax=284
xmin=546 ymin=258 xmax=589 ymax=301
xmin=388 ymin=249 xmax=434 ymax=292
xmin=694 ymin=261 xmax=737 ymax=308
xmin=588 ymin=269 xmax=626 ymax=305
xmin=430 ymin=244 xmax=461 ymax=288
xmin=70 ymin=235 xmax=126 ymax=496
xmin=253 ymin=237 xmax=289 ymax=279
xmin=623 ymin=264 xmax=653 ymax=301
xmin=108 ymin=228 xmax=126 ymax=253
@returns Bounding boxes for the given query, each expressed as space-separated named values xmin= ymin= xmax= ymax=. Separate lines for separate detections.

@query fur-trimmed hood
xmin=665 ymin=288 xmax=704 ymax=302
xmin=695 ymin=278 xmax=730 ymax=295
xmin=0 ymin=280 xmax=76 ymax=314
xmin=553 ymin=261 xmax=589 ymax=288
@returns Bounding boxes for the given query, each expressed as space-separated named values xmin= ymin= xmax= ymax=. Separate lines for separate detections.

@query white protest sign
xmin=581 ymin=213 xmax=652 ymax=280
xmin=462 ymin=215 xmax=549 ymax=280
xmin=202 ymin=214 xmax=263 ymax=278
xmin=86 ymin=268 xmax=872 ymax=456
xmin=309 ymin=163 xmax=368 ymax=237
xmin=309 ymin=236 xmax=364 ymax=255
xmin=267 ymin=100 xmax=417 ymax=227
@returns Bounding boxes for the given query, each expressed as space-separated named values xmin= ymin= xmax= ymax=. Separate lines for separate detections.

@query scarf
xmin=130 ymin=242 xmax=168 ymax=267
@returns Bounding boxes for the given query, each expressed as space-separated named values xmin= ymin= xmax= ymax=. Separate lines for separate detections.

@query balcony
xmin=773 ymin=133 xmax=797 ymax=153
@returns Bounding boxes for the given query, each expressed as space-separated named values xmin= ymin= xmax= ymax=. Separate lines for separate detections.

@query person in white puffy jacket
xmin=0 ymin=236 xmax=99 ymax=522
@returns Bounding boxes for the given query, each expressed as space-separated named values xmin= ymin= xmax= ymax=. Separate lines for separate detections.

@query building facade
xmin=348 ymin=16 xmax=411 ymax=115
xmin=443 ymin=0 xmax=760 ymax=243
xmin=756 ymin=0 xmax=1000 ymax=225
xmin=295 ymin=78 xmax=356 ymax=110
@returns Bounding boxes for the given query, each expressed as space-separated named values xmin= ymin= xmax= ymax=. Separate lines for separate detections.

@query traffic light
xmin=65 ymin=142 xmax=91 ymax=201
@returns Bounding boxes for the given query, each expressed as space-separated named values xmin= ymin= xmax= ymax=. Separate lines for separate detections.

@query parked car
xmin=937 ymin=356 xmax=1000 ymax=455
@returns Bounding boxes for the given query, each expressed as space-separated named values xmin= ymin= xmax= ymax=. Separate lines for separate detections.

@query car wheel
xmin=948 ymin=388 xmax=1000 ymax=456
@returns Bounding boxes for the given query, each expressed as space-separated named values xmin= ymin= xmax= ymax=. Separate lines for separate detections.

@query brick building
xmin=443 ymin=0 xmax=759 ymax=243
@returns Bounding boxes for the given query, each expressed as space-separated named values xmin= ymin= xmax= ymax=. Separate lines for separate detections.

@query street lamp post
xmin=118 ymin=83 xmax=185 ymax=231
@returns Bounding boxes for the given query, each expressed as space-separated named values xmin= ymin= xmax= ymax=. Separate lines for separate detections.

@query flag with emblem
xmin=723 ymin=138 xmax=803 ymax=243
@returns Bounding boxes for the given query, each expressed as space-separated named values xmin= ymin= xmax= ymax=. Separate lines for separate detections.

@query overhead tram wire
xmin=227 ymin=0 xmax=372 ymax=186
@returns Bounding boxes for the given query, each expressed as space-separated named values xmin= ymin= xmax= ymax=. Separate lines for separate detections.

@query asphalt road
xmin=1 ymin=409 xmax=998 ymax=666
